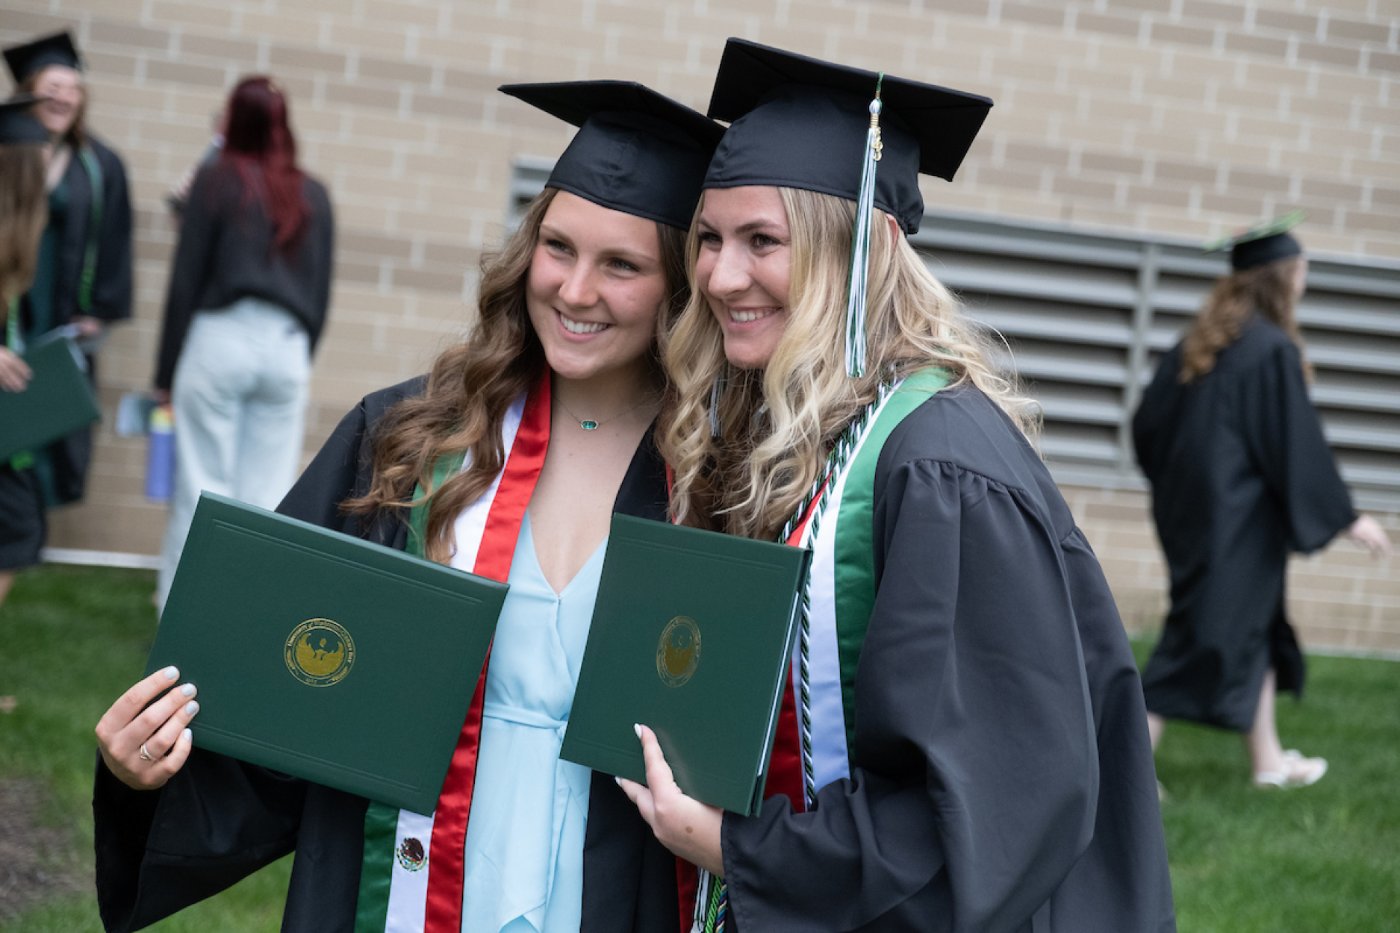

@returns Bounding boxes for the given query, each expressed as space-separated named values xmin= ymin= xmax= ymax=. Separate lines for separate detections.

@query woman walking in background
xmin=4 ymin=31 xmax=133 ymax=508
xmin=152 ymin=75 xmax=335 ymax=613
xmin=1133 ymin=215 xmax=1391 ymax=790
xmin=0 ymin=97 xmax=55 ymax=608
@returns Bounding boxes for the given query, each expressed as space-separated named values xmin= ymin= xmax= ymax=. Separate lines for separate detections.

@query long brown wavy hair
xmin=660 ymin=187 xmax=1038 ymax=540
xmin=343 ymin=187 xmax=688 ymax=563
xmin=1179 ymin=255 xmax=1309 ymax=383
xmin=0 ymin=143 xmax=48 ymax=308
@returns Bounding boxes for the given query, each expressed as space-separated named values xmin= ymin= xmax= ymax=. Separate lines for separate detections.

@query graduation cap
xmin=498 ymin=80 xmax=724 ymax=230
xmin=4 ymin=31 xmax=82 ymax=86
xmin=704 ymin=38 xmax=993 ymax=235
xmin=0 ymin=96 xmax=49 ymax=145
xmin=703 ymin=38 xmax=993 ymax=376
xmin=1206 ymin=210 xmax=1305 ymax=272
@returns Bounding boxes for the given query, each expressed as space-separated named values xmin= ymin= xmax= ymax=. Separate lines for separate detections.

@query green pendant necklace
xmin=554 ymin=394 xmax=658 ymax=431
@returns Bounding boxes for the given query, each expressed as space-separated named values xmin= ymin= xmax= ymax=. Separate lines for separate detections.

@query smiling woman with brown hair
xmin=93 ymin=80 xmax=722 ymax=933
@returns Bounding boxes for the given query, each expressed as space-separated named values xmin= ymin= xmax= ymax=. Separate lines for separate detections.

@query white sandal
xmin=1253 ymin=749 xmax=1328 ymax=789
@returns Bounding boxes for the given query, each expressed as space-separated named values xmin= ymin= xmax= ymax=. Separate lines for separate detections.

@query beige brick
xmin=366 ymin=0 xmax=444 ymax=29
xmin=235 ymin=10 xmax=323 ymax=44
xmin=1342 ymin=210 xmax=1400 ymax=234
xmin=1254 ymin=8 xmax=1323 ymax=38
xmin=1325 ymin=16 xmax=1393 ymax=46
xmin=178 ymin=32 xmax=263 ymax=64
xmin=323 ymin=79 xmax=402 ymax=112
xmin=1368 ymin=49 xmax=1400 ymax=73
xmin=1149 ymin=20 xmax=1219 ymax=50
xmin=268 ymin=43 xmax=351 ymax=78
xmin=89 ymin=19 xmax=174 ymax=52
xmin=1223 ymin=31 xmax=1289 ymax=60
xmin=1296 ymin=39 xmax=1363 ymax=70
xmin=357 ymin=55 xmax=435 ymax=86
xmin=82 ymin=48 xmax=142 ymax=81
xmin=1080 ymin=151 xmax=1149 ymax=178
xmin=144 ymin=57 xmax=230 ymax=90
xmin=1000 ymin=1 xmax=1066 ymax=30
xmin=1073 ymin=10 xmax=1143 ymax=41
xmin=0 ymin=8 xmax=75 ymax=37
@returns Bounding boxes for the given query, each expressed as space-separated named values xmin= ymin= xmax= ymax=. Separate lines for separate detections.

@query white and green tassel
xmin=844 ymin=75 xmax=884 ymax=379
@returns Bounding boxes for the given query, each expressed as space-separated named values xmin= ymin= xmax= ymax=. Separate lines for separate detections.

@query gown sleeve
xmin=92 ymin=398 xmax=381 ymax=932
xmin=89 ymin=141 xmax=134 ymax=322
xmin=1240 ymin=341 xmax=1356 ymax=554
xmin=720 ymin=459 xmax=1099 ymax=932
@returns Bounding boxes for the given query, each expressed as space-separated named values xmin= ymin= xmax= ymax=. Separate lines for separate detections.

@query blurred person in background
xmin=1133 ymin=215 xmax=1391 ymax=791
xmin=4 ymin=30 xmax=133 ymax=506
xmin=0 ymin=97 xmax=54 ymax=608
xmin=151 ymin=75 xmax=335 ymax=614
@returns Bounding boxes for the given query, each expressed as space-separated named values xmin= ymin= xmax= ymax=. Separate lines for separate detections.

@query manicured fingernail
xmin=180 ymin=683 xmax=196 ymax=697
xmin=162 ymin=666 xmax=178 ymax=680
xmin=181 ymin=727 xmax=192 ymax=743
xmin=614 ymin=775 xmax=623 ymax=786
xmin=633 ymin=723 xmax=642 ymax=738
xmin=184 ymin=701 xmax=199 ymax=716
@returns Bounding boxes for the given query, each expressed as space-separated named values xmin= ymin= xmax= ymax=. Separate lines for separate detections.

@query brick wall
xmin=3 ymin=0 xmax=1395 ymax=650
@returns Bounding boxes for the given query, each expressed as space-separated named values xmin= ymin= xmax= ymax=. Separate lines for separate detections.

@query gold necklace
xmin=554 ymin=394 xmax=658 ymax=431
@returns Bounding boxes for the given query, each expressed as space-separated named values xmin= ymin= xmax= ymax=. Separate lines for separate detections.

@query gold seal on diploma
xmin=285 ymin=618 xmax=356 ymax=687
xmin=656 ymin=615 xmax=701 ymax=687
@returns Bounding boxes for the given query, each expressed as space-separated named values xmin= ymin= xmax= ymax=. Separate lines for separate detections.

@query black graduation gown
xmin=1132 ymin=318 xmax=1355 ymax=732
xmin=93 ymin=378 xmax=680 ymax=933
xmin=721 ymin=386 xmax=1176 ymax=933
xmin=27 ymin=134 xmax=135 ymax=504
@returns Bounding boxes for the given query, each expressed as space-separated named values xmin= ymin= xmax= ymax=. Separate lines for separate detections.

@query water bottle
xmin=145 ymin=405 xmax=176 ymax=502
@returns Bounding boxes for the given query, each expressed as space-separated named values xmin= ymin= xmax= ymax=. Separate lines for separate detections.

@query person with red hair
xmin=152 ymin=75 xmax=335 ymax=613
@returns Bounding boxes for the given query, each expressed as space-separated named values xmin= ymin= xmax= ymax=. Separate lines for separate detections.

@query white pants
xmin=156 ymin=298 xmax=311 ymax=613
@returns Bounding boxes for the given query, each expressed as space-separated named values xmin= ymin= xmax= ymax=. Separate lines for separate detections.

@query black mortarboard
xmin=4 ymin=31 xmax=82 ymax=86
xmin=0 ymin=96 xmax=49 ymax=144
xmin=1211 ymin=210 xmax=1305 ymax=271
xmin=499 ymin=80 xmax=724 ymax=230
xmin=703 ymin=38 xmax=993 ymax=234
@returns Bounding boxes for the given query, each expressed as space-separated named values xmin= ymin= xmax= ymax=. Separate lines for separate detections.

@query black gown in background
xmin=1132 ymin=318 xmax=1356 ymax=732
xmin=92 ymin=378 xmax=680 ymax=933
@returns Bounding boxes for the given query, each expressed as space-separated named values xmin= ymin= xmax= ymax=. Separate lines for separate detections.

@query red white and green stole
xmin=690 ymin=369 xmax=949 ymax=933
xmin=353 ymin=373 xmax=552 ymax=933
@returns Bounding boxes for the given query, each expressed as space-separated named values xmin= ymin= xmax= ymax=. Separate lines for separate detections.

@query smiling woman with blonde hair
xmin=617 ymin=39 xmax=1176 ymax=933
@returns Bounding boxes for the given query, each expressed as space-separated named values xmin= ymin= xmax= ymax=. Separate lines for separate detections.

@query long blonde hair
xmin=661 ymin=187 xmax=1038 ymax=539
xmin=1179 ymin=256 xmax=1308 ymax=383
xmin=343 ymin=188 xmax=688 ymax=562
xmin=0 ymin=143 xmax=48 ymax=308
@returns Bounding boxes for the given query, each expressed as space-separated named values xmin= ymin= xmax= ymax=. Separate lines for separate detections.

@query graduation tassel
xmin=845 ymin=74 xmax=883 ymax=379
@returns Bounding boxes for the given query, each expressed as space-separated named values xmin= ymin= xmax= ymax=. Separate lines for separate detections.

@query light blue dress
xmin=460 ymin=512 xmax=606 ymax=932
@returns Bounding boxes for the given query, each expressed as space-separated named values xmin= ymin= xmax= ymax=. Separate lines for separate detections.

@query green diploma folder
xmin=147 ymin=492 xmax=507 ymax=814
xmin=0 ymin=334 xmax=101 ymax=461
xmin=561 ymin=514 xmax=811 ymax=815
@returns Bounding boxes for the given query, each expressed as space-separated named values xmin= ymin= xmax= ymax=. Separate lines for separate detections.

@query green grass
xmin=0 ymin=565 xmax=290 ymax=933
xmin=2 ymin=565 xmax=1398 ymax=931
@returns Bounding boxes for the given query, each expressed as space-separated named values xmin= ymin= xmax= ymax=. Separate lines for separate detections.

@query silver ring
xmin=138 ymin=743 xmax=154 ymax=762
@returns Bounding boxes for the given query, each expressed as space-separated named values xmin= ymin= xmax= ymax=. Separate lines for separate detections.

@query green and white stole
xmin=692 ymin=368 xmax=949 ymax=933
xmin=353 ymin=373 xmax=552 ymax=933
